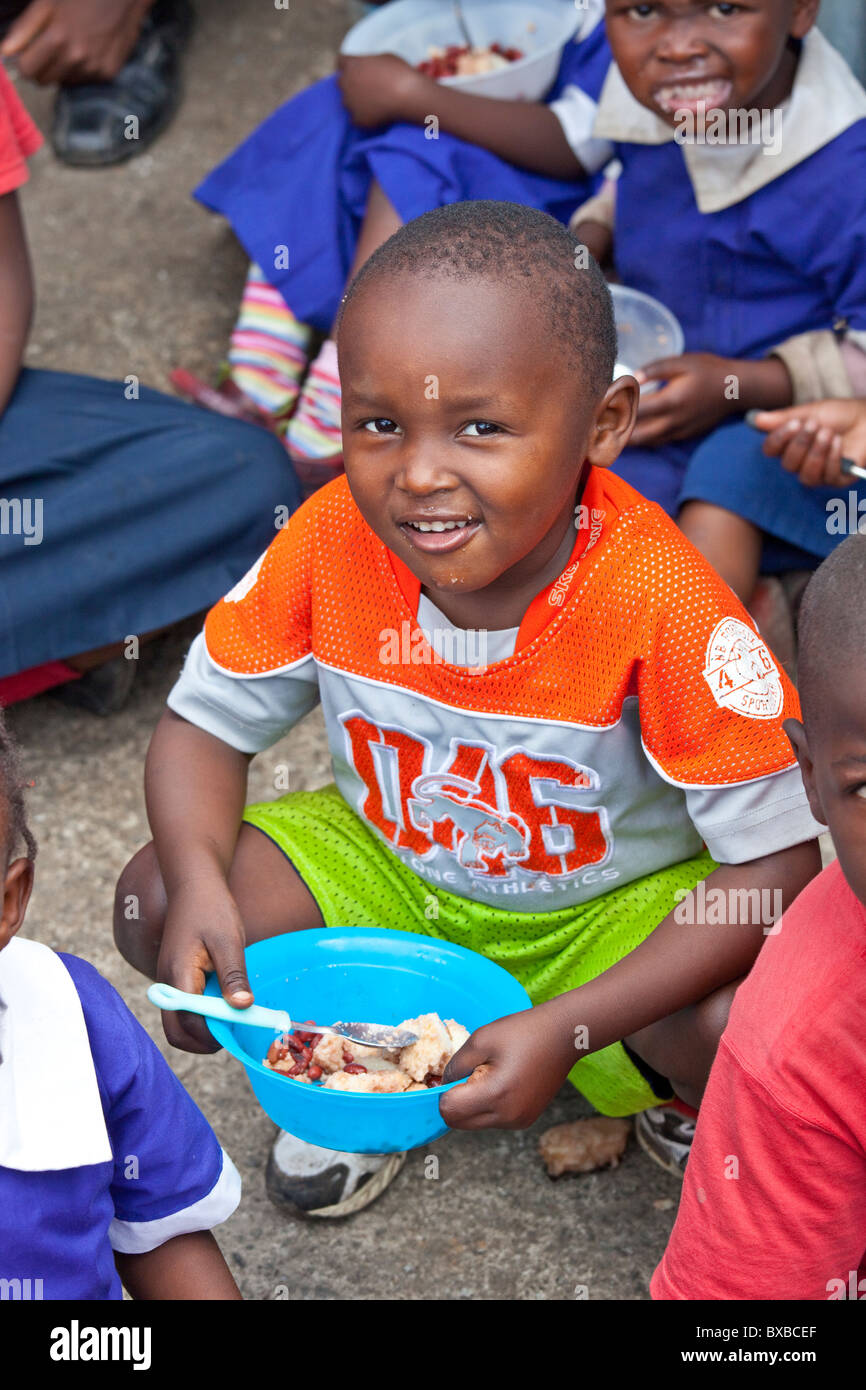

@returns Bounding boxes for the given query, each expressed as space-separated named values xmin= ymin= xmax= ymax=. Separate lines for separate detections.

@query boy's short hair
xmin=0 ymin=707 xmax=36 ymax=863
xmin=797 ymin=533 xmax=866 ymax=729
xmin=339 ymin=200 xmax=617 ymax=397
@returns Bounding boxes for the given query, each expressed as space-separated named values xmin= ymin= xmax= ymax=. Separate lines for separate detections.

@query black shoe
xmin=52 ymin=0 xmax=194 ymax=167
xmin=52 ymin=655 xmax=138 ymax=715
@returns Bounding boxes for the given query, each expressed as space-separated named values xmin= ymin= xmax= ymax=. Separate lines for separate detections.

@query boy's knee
xmin=113 ymin=843 xmax=166 ymax=976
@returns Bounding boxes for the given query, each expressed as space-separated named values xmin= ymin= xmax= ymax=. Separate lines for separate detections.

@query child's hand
xmin=630 ymin=353 xmax=793 ymax=448
xmin=752 ymin=399 xmax=866 ymax=487
xmin=337 ymin=53 xmax=429 ymax=127
xmin=1 ymin=0 xmax=149 ymax=86
xmin=438 ymin=1002 xmax=574 ymax=1130
xmin=629 ymin=353 xmax=744 ymax=447
xmin=157 ymin=875 xmax=253 ymax=1053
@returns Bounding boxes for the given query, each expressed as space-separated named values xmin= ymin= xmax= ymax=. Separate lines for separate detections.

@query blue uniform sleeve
xmin=59 ymin=955 xmax=241 ymax=1254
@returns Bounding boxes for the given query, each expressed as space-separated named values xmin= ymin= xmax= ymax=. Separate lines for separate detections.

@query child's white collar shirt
xmin=0 ymin=936 xmax=111 ymax=1170
xmin=592 ymin=27 xmax=866 ymax=212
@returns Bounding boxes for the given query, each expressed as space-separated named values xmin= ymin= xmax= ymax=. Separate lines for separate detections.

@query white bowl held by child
xmin=340 ymin=0 xmax=581 ymax=101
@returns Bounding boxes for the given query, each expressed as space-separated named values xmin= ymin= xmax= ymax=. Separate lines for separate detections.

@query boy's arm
xmin=337 ymin=54 xmax=585 ymax=179
xmin=0 ymin=190 xmax=33 ymax=417
xmin=115 ymin=1230 xmax=241 ymax=1301
xmin=440 ymin=838 xmax=819 ymax=1129
xmin=145 ymin=708 xmax=255 ymax=1052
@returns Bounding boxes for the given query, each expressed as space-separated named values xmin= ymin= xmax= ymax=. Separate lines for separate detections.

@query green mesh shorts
xmin=243 ymin=785 xmax=716 ymax=1116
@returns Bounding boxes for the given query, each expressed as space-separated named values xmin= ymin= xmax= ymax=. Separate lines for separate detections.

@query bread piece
xmin=324 ymin=1058 xmax=413 ymax=1094
xmin=398 ymin=1013 xmax=453 ymax=1081
xmin=444 ymin=1019 xmax=470 ymax=1055
xmin=538 ymin=1117 xmax=631 ymax=1177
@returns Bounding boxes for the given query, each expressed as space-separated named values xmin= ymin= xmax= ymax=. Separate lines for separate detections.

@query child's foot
xmin=265 ymin=1130 xmax=405 ymax=1218
xmin=227 ymin=264 xmax=313 ymax=419
xmin=635 ymin=1103 xmax=696 ymax=1178
xmin=286 ymin=340 xmax=343 ymax=463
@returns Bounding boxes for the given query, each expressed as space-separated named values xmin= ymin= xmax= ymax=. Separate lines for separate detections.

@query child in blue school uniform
xmin=0 ymin=711 xmax=242 ymax=1299
xmin=190 ymin=1 xmax=613 ymax=466
xmin=568 ymin=0 xmax=866 ymax=619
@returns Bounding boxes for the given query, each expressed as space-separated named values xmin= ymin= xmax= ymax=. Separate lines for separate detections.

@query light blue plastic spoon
xmin=146 ymin=983 xmax=418 ymax=1049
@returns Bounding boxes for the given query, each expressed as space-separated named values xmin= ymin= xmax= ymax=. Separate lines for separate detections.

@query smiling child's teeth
xmin=412 ymin=520 xmax=469 ymax=532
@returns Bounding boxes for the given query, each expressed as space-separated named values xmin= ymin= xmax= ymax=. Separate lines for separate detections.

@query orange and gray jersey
xmin=168 ymin=470 xmax=820 ymax=912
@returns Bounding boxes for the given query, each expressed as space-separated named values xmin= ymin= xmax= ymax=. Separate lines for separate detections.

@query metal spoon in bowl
xmin=147 ymin=982 xmax=419 ymax=1049
xmin=452 ymin=1 xmax=474 ymax=49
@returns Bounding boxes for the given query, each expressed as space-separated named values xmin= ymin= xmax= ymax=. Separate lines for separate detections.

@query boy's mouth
xmin=653 ymin=78 xmax=734 ymax=116
xmin=399 ymin=516 xmax=482 ymax=554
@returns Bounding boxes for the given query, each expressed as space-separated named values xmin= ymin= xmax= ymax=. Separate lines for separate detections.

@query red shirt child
xmin=0 ymin=61 xmax=41 ymax=195
xmin=652 ymin=539 xmax=866 ymax=1302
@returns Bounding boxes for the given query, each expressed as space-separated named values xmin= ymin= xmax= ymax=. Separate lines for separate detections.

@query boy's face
xmin=786 ymin=670 xmax=866 ymax=909
xmin=338 ymin=273 xmax=636 ymax=624
xmin=605 ymin=1 xmax=818 ymax=123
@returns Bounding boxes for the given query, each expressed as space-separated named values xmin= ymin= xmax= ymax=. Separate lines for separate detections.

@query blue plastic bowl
xmin=204 ymin=928 xmax=531 ymax=1154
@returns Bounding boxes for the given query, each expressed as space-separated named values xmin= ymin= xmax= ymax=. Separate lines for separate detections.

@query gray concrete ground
xmin=9 ymin=0 xmax=687 ymax=1301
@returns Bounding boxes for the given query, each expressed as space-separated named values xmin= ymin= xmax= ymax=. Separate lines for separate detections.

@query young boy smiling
xmin=116 ymin=203 xmax=821 ymax=1201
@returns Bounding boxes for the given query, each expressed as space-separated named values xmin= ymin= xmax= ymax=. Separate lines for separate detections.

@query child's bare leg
xmin=114 ymin=824 xmax=324 ymax=981
xmin=288 ymin=181 xmax=402 ymax=464
xmin=344 ymin=177 xmax=403 ymax=289
xmin=678 ymin=500 xmax=762 ymax=605
xmin=625 ymin=979 xmax=740 ymax=1110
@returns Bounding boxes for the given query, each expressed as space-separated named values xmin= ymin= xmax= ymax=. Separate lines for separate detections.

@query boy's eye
xmin=627 ymin=4 xmax=658 ymax=18
xmin=461 ymin=421 xmax=501 ymax=437
xmin=362 ymin=418 xmax=400 ymax=434
xmin=709 ymin=2 xmax=742 ymax=15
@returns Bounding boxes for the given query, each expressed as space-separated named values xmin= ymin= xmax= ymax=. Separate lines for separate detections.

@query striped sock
xmin=286 ymin=338 xmax=343 ymax=461
xmin=227 ymin=264 xmax=312 ymax=417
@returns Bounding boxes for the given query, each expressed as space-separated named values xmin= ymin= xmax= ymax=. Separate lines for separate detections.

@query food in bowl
xmin=263 ymin=1012 xmax=470 ymax=1093
xmin=416 ymin=42 xmax=523 ymax=79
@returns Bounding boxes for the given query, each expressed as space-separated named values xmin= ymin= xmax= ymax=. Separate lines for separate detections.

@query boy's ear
xmin=0 ymin=857 xmax=34 ymax=950
xmin=585 ymin=376 xmax=640 ymax=470
xmin=783 ymin=717 xmax=826 ymax=825
xmin=791 ymin=1 xmax=821 ymax=40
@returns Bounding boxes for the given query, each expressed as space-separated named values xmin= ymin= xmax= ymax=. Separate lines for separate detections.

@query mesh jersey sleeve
xmin=167 ymin=505 xmax=320 ymax=753
xmin=59 ymin=956 xmax=240 ymax=1255
xmin=635 ymin=526 xmax=820 ymax=862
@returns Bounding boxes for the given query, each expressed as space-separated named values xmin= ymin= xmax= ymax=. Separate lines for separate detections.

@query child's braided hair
xmin=0 ymin=706 xmax=37 ymax=863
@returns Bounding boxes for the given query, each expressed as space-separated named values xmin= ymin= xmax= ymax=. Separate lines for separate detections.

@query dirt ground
xmin=10 ymin=0 xmax=696 ymax=1301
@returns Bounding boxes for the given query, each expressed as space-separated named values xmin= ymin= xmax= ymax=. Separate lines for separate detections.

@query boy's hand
xmin=1 ymin=0 xmax=150 ymax=86
xmin=157 ymin=875 xmax=253 ymax=1054
xmin=752 ymin=399 xmax=866 ymax=487
xmin=438 ymin=1002 xmax=574 ymax=1130
xmin=337 ymin=53 xmax=430 ymax=127
xmin=629 ymin=353 xmax=792 ymax=448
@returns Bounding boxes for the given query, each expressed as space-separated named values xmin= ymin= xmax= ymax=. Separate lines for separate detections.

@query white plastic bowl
xmin=609 ymin=283 xmax=684 ymax=385
xmin=340 ymin=0 xmax=580 ymax=101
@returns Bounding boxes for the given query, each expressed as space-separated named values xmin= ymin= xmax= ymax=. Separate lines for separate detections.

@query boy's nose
xmin=395 ymin=443 xmax=460 ymax=496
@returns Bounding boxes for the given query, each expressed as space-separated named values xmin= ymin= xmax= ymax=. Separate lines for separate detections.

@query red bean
xmin=343 ymin=1063 xmax=367 ymax=1075
xmin=307 ymin=1064 xmax=323 ymax=1081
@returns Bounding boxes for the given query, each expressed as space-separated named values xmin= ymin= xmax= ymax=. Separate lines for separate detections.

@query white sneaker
xmin=265 ymin=1129 xmax=405 ymax=1219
